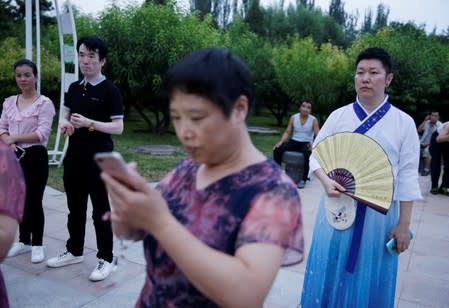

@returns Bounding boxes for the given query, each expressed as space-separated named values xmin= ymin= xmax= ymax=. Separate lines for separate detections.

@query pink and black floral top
xmin=0 ymin=141 xmax=26 ymax=308
xmin=136 ymin=158 xmax=304 ymax=307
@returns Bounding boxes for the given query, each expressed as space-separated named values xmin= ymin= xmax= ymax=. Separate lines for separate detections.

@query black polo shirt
xmin=64 ymin=77 xmax=124 ymax=156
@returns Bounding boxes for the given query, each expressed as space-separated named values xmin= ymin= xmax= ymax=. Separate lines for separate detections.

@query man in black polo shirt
xmin=47 ymin=36 xmax=124 ymax=282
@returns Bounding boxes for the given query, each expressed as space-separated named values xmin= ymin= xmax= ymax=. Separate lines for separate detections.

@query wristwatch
xmin=88 ymin=121 xmax=95 ymax=132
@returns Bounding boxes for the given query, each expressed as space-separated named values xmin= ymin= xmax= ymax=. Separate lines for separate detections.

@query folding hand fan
xmin=313 ymin=132 xmax=394 ymax=214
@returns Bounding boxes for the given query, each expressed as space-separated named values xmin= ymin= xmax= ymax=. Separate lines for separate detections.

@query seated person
xmin=273 ymin=100 xmax=320 ymax=188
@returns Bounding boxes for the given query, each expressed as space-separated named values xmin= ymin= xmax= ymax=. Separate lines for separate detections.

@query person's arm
xmin=69 ymin=113 xmax=124 ymax=135
xmin=274 ymin=115 xmax=294 ymax=149
xmin=101 ymin=171 xmax=286 ymax=307
xmin=156 ymin=219 xmax=285 ymax=307
xmin=388 ymin=201 xmax=413 ymax=254
xmin=417 ymin=116 xmax=429 ymax=133
xmin=60 ymin=108 xmax=75 ymax=137
xmin=312 ymin=118 xmax=320 ymax=137
xmin=0 ymin=215 xmax=18 ymax=261
xmin=436 ymin=124 xmax=449 ymax=143
xmin=308 ymin=118 xmax=321 ymax=151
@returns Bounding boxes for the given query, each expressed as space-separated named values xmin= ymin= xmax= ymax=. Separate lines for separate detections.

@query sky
xmin=68 ymin=0 xmax=449 ymax=34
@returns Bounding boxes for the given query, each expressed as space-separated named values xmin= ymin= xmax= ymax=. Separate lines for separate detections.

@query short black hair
xmin=162 ymin=48 xmax=255 ymax=119
xmin=76 ymin=36 xmax=108 ymax=60
xmin=356 ymin=47 xmax=392 ymax=75
xmin=301 ymin=100 xmax=313 ymax=107
xmin=14 ymin=59 xmax=38 ymax=76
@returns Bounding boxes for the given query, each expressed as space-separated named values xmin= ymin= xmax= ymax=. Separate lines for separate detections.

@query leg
xmin=429 ymin=132 xmax=442 ymax=190
xmin=18 ymin=152 xmax=34 ymax=245
xmin=22 ymin=146 xmax=48 ymax=246
xmin=440 ymin=143 xmax=449 ymax=190
xmin=297 ymin=143 xmax=311 ymax=182
xmin=421 ymin=146 xmax=431 ymax=176
xmin=274 ymin=139 xmax=302 ymax=165
xmin=63 ymin=155 xmax=89 ymax=256
xmin=273 ymin=144 xmax=286 ymax=165
xmin=88 ymin=159 xmax=113 ymax=263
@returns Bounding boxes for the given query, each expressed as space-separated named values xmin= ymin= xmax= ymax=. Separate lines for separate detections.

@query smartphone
xmin=94 ymin=151 xmax=132 ymax=185
xmin=15 ymin=146 xmax=26 ymax=160
xmin=386 ymin=231 xmax=414 ymax=255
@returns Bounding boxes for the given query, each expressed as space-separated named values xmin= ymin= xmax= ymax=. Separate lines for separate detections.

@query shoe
xmin=439 ymin=187 xmax=449 ymax=196
xmin=31 ymin=246 xmax=46 ymax=263
xmin=89 ymin=259 xmax=116 ymax=281
xmin=46 ymin=251 xmax=84 ymax=268
xmin=430 ymin=187 xmax=439 ymax=195
xmin=297 ymin=180 xmax=306 ymax=189
xmin=7 ymin=242 xmax=31 ymax=257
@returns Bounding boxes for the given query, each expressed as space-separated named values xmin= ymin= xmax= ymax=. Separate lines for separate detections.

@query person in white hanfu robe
xmin=300 ymin=47 xmax=422 ymax=308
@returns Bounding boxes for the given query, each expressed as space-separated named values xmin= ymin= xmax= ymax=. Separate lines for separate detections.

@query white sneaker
xmin=31 ymin=246 xmax=46 ymax=263
xmin=46 ymin=251 xmax=84 ymax=268
xmin=7 ymin=242 xmax=31 ymax=257
xmin=89 ymin=259 xmax=116 ymax=281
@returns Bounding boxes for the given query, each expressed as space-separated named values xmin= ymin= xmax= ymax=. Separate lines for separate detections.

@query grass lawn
xmin=46 ymin=109 xmax=283 ymax=191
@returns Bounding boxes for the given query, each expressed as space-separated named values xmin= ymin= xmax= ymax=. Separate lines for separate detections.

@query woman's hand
xmin=60 ymin=118 xmax=74 ymax=137
xmin=3 ymin=135 xmax=16 ymax=145
xmin=100 ymin=163 xmax=172 ymax=235
xmin=388 ymin=223 xmax=411 ymax=255
xmin=315 ymin=168 xmax=345 ymax=197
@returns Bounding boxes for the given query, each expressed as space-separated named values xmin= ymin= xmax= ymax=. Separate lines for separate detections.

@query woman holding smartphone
xmin=100 ymin=48 xmax=304 ymax=307
xmin=0 ymin=59 xmax=55 ymax=264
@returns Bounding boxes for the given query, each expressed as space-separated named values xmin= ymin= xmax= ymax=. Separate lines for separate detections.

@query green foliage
xmin=0 ymin=0 xmax=21 ymax=39
xmin=261 ymin=5 xmax=346 ymax=47
xmin=0 ymin=37 xmax=59 ymax=102
xmin=349 ymin=23 xmax=449 ymax=119
xmin=244 ymin=0 xmax=264 ymax=35
xmin=96 ymin=3 xmax=220 ymax=132
xmin=272 ymin=37 xmax=350 ymax=119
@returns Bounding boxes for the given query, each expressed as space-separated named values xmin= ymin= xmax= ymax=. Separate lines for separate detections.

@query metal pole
xmin=35 ymin=0 xmax=41 ymax=93
xmin=25 ymin=0 xmax=32 ymax=60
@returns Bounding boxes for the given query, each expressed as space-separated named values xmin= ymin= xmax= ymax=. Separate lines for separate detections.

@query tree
xmin=360 ymin=8 xmax=372 ymax=34
xmin=262 ymin=4 xmax=346 ymax=47
xmin=272 ymin=37 xmax=350 ymax=122
xmin=349 ymin=23 xmax=449 ymax=120
xmin=98 ymin=3 xmax=220 ymax=132
xmin=222 ymin=18 xmax=290 ymax=125
xmin=189 ymin=0 xmax=237 ymax=27
xmin=297 ymin=0 xmax=315 ymax=9
xmin=373 ymin=3 xmax=389 ymax=30
xmin=329 ymin=0 xmax=345 ymax=26
xmin=145 ymin=0 xmax=167 ymax=4
xmin=0 ymin=0 xmax=21 ymax=40
xmin=244 ymin=0 xmax=264 ymax=35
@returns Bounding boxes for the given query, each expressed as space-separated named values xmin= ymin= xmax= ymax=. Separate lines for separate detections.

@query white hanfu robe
xmin=300 ymin=97 xmax=422 ymax=308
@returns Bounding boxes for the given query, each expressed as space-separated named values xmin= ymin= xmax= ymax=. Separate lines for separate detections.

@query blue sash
xmin=345 ymin=101 xmax=391 ymax=273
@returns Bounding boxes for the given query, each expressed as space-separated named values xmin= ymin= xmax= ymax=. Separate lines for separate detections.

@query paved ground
xmin=2 ymin=175 xmax=449 ymax=308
